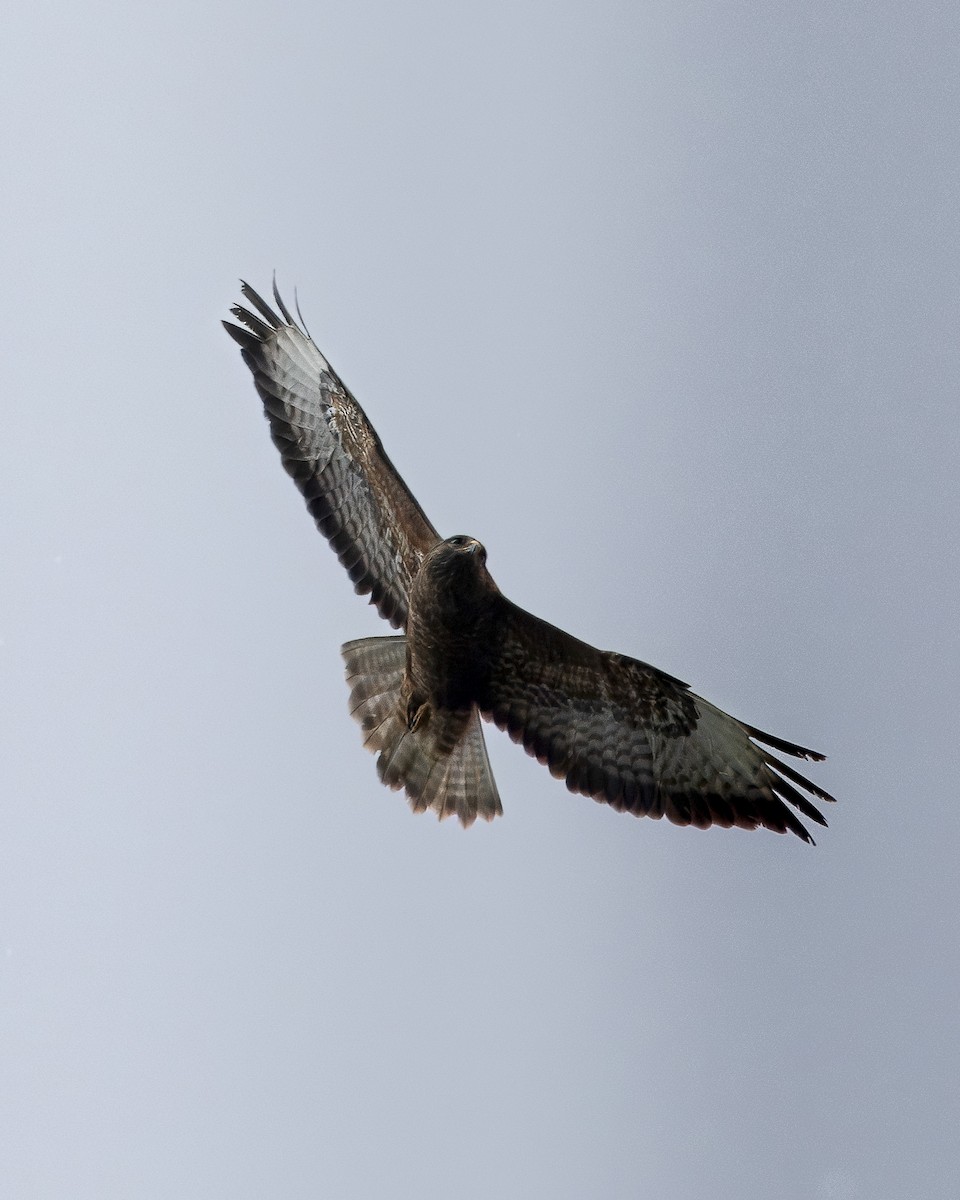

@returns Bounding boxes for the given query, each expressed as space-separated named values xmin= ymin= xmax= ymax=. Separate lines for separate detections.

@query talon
xmin=407 ymin=701 xmax=430 ymax=733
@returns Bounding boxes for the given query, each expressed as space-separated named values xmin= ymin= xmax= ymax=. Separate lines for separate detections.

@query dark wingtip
xmin=229 ymin=304 xmax=273 ymax=342
xmin=272 ymin=272 xmax=297 ymax=326
xmin=223 ymin=318 xmax=260 ymax=351
xmin=231 ymin=276 xmax=307 ymax=338
xmin=294 ymin=287 xmax=313 ymax=339
xmin=746 ymin=724 xmax=827 ymax=763
xmin=239 ymin=281 xmax=282 ymax=328
xmin=778 ymin=808 xmax=819 ymax=845
xmin=769 ymin=754 xmax=836 ymax=807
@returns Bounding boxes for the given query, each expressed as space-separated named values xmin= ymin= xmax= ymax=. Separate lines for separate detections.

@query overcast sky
xmin=2 ymin=2 xmax=959 ymax=1198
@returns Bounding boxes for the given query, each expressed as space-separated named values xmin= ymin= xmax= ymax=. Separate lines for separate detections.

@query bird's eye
xmin=449 ymin=536 xmax=466 ymax=547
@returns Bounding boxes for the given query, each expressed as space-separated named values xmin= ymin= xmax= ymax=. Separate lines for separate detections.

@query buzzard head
xmin=411 ymin=536 xmax=497 ymax=617
xmin=444 ymin=534 xmax=487 ymax=563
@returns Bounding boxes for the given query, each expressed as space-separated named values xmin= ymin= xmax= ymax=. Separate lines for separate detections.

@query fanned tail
xmin=342 ymin=636 xmax=502 ymax=827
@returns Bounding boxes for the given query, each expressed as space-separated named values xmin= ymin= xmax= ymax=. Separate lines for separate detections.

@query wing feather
xmin=224 ymin=281 xmax=439 ymax=627
xmin=480 ymin=600 xmax=834 ymax=843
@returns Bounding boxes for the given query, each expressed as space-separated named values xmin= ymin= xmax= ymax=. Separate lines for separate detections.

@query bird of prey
xmin=224 ymin=281 xmax=834 ymax=843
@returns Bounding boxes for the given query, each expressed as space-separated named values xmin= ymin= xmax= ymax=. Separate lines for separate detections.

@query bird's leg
xmin=406 ymin=697 xmax=431 ymax=732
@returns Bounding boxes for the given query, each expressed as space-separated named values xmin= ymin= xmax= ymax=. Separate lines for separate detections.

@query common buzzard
xmin=225 ymin=282 xmax=834 ymax=842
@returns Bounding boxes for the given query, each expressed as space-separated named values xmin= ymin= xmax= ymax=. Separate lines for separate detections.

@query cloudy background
xmin=3 ymin=2 xmax=958 ymax=1197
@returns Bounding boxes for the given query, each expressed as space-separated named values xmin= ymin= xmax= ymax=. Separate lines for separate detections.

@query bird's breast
xmin=405 ymin=586 xmax=495 ymax=711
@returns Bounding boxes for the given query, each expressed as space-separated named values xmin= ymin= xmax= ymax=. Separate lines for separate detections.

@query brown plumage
xmin=225 ymin=281 xmax=835 ymax=843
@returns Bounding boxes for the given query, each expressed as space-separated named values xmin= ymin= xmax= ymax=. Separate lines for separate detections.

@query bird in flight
xmin=224 ymin=282 xmax=834 ymax=842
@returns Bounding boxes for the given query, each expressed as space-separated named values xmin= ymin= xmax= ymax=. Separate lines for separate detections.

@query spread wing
xmin=480 ymin=600 xmax=834 ymax=843
xmin=224 ymin=282 xmax=439 ymax=628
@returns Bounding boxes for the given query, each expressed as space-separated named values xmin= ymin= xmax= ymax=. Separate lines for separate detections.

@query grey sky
xmin=2 ymin=2 xmax=959 ymax=1197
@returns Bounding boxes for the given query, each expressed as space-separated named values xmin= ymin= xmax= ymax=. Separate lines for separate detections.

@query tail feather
xmin=342 ymin=636 xmax=502 ymax=826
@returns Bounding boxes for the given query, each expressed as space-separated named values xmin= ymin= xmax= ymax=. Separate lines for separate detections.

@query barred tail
xmin=341 ymin=636 xmax=502 ymax=827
